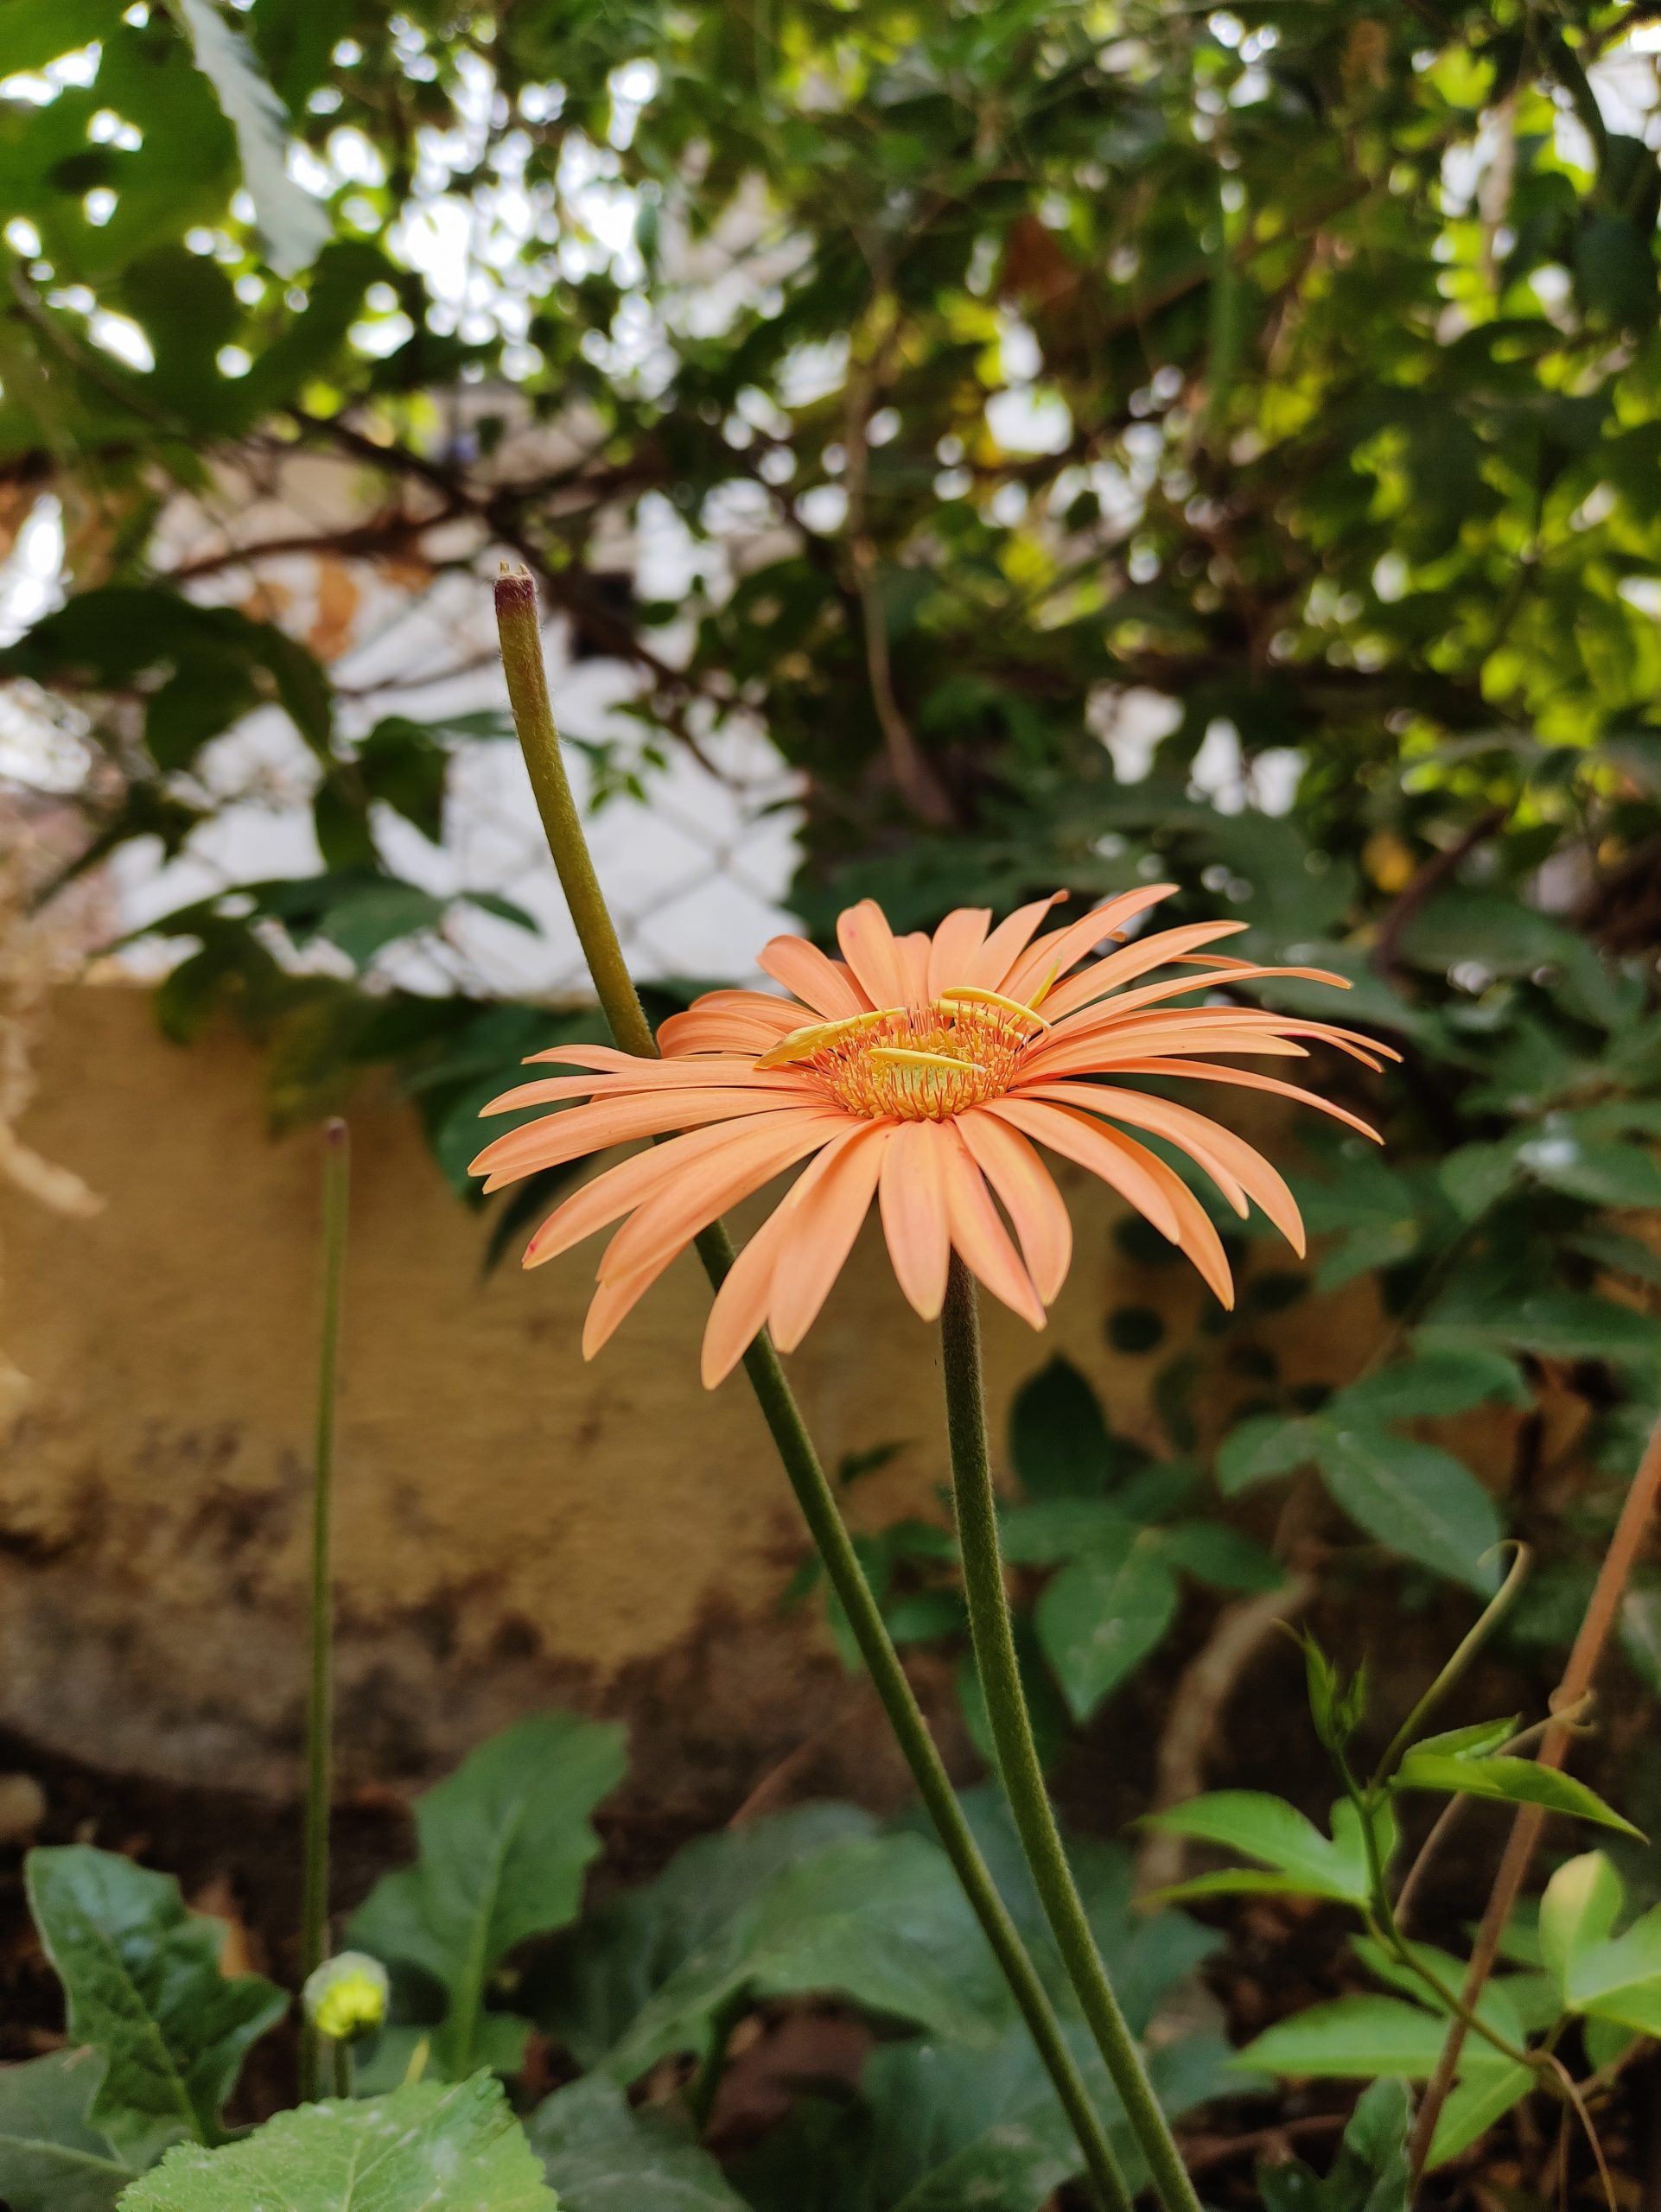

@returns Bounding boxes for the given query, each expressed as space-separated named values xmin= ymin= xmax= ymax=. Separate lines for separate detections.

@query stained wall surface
xmin=3 ymin=985 xmax=1371 ymax=1809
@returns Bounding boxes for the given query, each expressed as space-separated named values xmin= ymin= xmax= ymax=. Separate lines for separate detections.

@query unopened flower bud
xmin=302 ymin=1952 xmax=389 ymax=2044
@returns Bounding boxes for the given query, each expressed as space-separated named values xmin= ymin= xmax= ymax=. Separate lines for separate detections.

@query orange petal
xmin=658 ymin=1008 xmax=806 ymax=1056
xmin=984 ymin=1096 xmax=1182 ymax=1245
xmin=768 ymin=1122 xmax=893 ymax=1351
xmin=758 ymin=935 xmax=870 ymax=1019
xmin=483 ymin=1065 xmax=818 ymax=1115
xmin=957 ymin=1108 xmax=1072 ymax=1304
xmin=523 ymin=1116 xmax=803 ymax=1268
xmin=1138 ymin=1150 xmax=1235 ymax=1306
xmin=596 ymin=1109 xmax=850 ymax=1283
xmin=896 ymin=930 xmax=932 ymax=1007
xmin=837 ymin=899 xmax=912 ymax=1009
xmin=926 ymin=906 xmax=992 ymax=999
xmin=878 ymin=1119 xmax=952 ymax=1321
xmin=1106 ymin=1058 xmax=1384 ymax=1142
xmin=473 ymin=1088 xmax=805 ymax=1187
xmin=1039 ymin=920 xmax=1251 ymax=1021
xmin=1000 ymin=885 xmax=1181 ymax=1003
xmin=939 ymin=1126 xmax=1046 ymax=1329
xmin=962 ymin=893 xmax=1066 ymax=990
xmin=1021 ymin=1082 xmax=1303 ymax=1253
xmin=582 ymin=1243 xmax=683 ymax=1357
xmin=1042 ymin=959 xmax=1351 ymax=1043
xmin=1025 ymin=1025 xmax=1315 ymax=1079
xmin=700 ymin=1198 xmax=799 ymax=1388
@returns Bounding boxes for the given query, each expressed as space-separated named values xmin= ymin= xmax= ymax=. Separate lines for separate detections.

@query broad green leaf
xmin=1215 ymin=1414 xmax=1323 ymax=1495
xmin=1393 ymin=1752 xmax=1639 ymax=1835
xmin=1318 ymin=1431 xmax=1501 ymax=1593
xmin=25 ymin=1848 xmax=286 ymax=2168
xmin=997 ymin=1500 xmax=1135 ymax=1567
xmin=535 ymin=1804 xmax=875 ymax=2066
xmin=526 ymin=2075 xmax=746 ymax=2210
xmin=316 ymin=883 xmax=449 ymax=966
xmin=599 ymin=1831 xmax=1009 ymax=2082
xmin=1425 ymin=2063 xmax=1536 ymax=2168
xmin=1257 ymin=2076 xmax=1412 ymax=2212
xmin=1539 ymin=1853 xmax=1624 ymax=1994
xmin=1008 ymin=1356 xmax=1140 ymax=1498
xmin=1582 ymin=2017 xmax=1638 ymax=2074
xmin=1338 ymin=1348 xmax=1529 ymax=1421
xmin=1141 ymin=1794 xmax=1376 ymax=1905
xmin=1034 ymin=1535 xmax=1178 ymax=1719
xmin=1409 ymin=1719 xmax=1518 ymax=1761
xmin=0 ymin=2051 xmax=133 ymax=2212
xmin=175 ymin=0 xmax=330 ymax=276
xmin=1238 ymin=1996 xmax=1448 ymax=2080
xmin=1566 ymin=1904 xmax=1661 ymax=2031
xmin=115 ymin=2074 xmax=556 ymax=2211
xmin=1518 ymin=1135 xmax=1661 ymax=1211
xmin=1158 ymin=1519 xmax=1282 ymax=1592
xmin=349 ymin=1711 xmax=626 ymax=2078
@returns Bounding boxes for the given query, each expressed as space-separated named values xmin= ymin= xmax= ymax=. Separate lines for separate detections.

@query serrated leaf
xmin=175 ymin=0 xmax=330 ymax=276
xmin=0 ymin=2051 xmax=133 ymax=2212
xmin=1393 ymin=1753 xmax=1639 ymax=1835
xmin=1425 ymin=2063 xmax=1535 ymax=2168
xmin=25 ymin=1849 xmax=286 ymax=2168
xmin=115 ymin=2074 xmax=556 ymax=2211
xmin=1317 ymin=1431 xmax=1502 ymax=1593
xmin=1034 ymin=1535 xmax=1178 ymax=1720
xmin=525 ymin=2075 xmax=746 ymax=2210
xmin=1540 ymin=1853 xmax=1624 ymax=1995
xmin=597 ymin=1832 xmax=1009 ymax=2082
xmin=349 ymin=1712 xmax=626 ymax=2077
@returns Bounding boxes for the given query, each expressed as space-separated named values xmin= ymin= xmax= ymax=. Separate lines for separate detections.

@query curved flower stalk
xmin=474 ymin=887 xmax=1393 ymax=1379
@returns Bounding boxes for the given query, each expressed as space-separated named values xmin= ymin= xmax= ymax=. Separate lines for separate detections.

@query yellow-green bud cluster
xmin=302 ymin=1952 xmax=389 ymax=2044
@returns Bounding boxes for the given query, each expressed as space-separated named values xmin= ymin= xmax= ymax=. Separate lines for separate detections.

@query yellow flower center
xmin=756 ymin=994 xmax=1043 ymax=1121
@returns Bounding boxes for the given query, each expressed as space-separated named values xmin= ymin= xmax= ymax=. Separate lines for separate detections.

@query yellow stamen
xmin=939 ymin=986 xmax=1050 ymax=1029
xmin=754 ymin=1007 xmax=903 ymax=1069
xmin=1027 ymin=960 xmax=1062 ymax=1010
xmin=869 ymin=1046 xmax=990 ymax=1077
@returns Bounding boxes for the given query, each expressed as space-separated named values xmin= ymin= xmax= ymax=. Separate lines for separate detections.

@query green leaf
xmin=1216 ymin=1414 xmax=1323 ymax=1495
xmin=1159 ymin=1519 xmax=1283 ymax=1592
xmin=175 ymin=0 xmax=330 ymax=276
xmin=1008 ymin=1356 xmax=1140 ymax=1498
xmin=1518 ymin=1135 xmax=1661 ymax=1211
xmin=1142 ymin=1794 xmax=1378 ymax=1906
xmin=525 ymin=2075 xmax=746 ymax=2210
xmin=0 ymin=2051 xmax=133 ymax=2212
xmin=997 ymin=1500 xmax=1135 ymax=1566
xmin=1539 ymin=1853 xmax=1624 ymax=1995
xmin=316 ymin=883 xmax=449 ymax=966
xmin=115 ymin=2075 xmax=557 ymax=2211
xmin=1238 ymin=1996 xmax=1448 ymax=2080
xmin=1566 ymin=1903 xmax=1661 ymax=2032
xmin=598 ymin=1832 xmax=1009 ymax=2082
xmin=24 ymin=1848 xmax=286 ymax=2168
xmin=1034 ymin=1535 xmax=1178 ymax=1720
xmin=1317 ymin=1431 xmax=1502 ymax=1593
xmin=535 ymin=1804 xmax=875 ymax=2067
xmin=1257 ymin=2076 xmax=1412 ymax=2212
xmin=1409 ymin=1719 xmax=1518 ymax=1761
xmin=349 ymin=1711 xmax=626 ymax=2078
xmin=1393 ymin=1753 xmax=1640 ymax=1836
xmin=1425 ymin=2063 xmax=1536 ymax=2168
xmin=1338 ymin=1348 xmax=1529 ymax=1421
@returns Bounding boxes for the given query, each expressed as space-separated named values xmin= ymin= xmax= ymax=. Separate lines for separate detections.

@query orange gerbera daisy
xmin=472 ymin=888 xmax=1395 ymax=1386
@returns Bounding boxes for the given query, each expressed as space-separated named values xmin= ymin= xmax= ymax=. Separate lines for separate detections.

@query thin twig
xmin=1371 ymin=807 xmax=1507 ymax=979
xmin=1409 ymin=1409 xmax=1661 ymax=2175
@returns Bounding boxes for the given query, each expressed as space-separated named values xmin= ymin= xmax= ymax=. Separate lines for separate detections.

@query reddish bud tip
xmin=494 ymin=569 xmax=538 ymax=618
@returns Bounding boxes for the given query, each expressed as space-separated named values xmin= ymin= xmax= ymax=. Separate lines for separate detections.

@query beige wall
xmin=3 ymin=985 xmax=1381 ymax=1809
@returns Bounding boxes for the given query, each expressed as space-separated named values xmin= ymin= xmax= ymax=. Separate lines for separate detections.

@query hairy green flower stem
xmin=299 ymin=1116 xmax=349 ymax=2104
xmin=939 ymin=1256 xmax=1202 ymax=2212
xmin=493 ymin=570 xmax=1130 ymax=2212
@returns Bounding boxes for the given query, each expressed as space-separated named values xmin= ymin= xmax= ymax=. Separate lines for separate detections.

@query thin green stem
xmin=939 ymin=1256 xmax=1201 ymax=2212
xmin=493 ymin=573 xmax=1129 ymax=2212
xmin=1370 ymin=1541 xmax=1531 ymax=1789
xmin=331 ymin=2042 xmax=351 ymax=2100
xmin=300 ymin=1117 xmax=350 ymax=2105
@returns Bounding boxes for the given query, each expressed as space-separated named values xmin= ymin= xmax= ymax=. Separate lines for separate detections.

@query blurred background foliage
xmin=8 ymin=0 xmax=1661 ymax=1747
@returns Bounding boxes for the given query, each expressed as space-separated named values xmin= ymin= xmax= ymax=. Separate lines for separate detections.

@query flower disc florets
xmin=757 ymin=989 xmax=1046 ymax=1121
